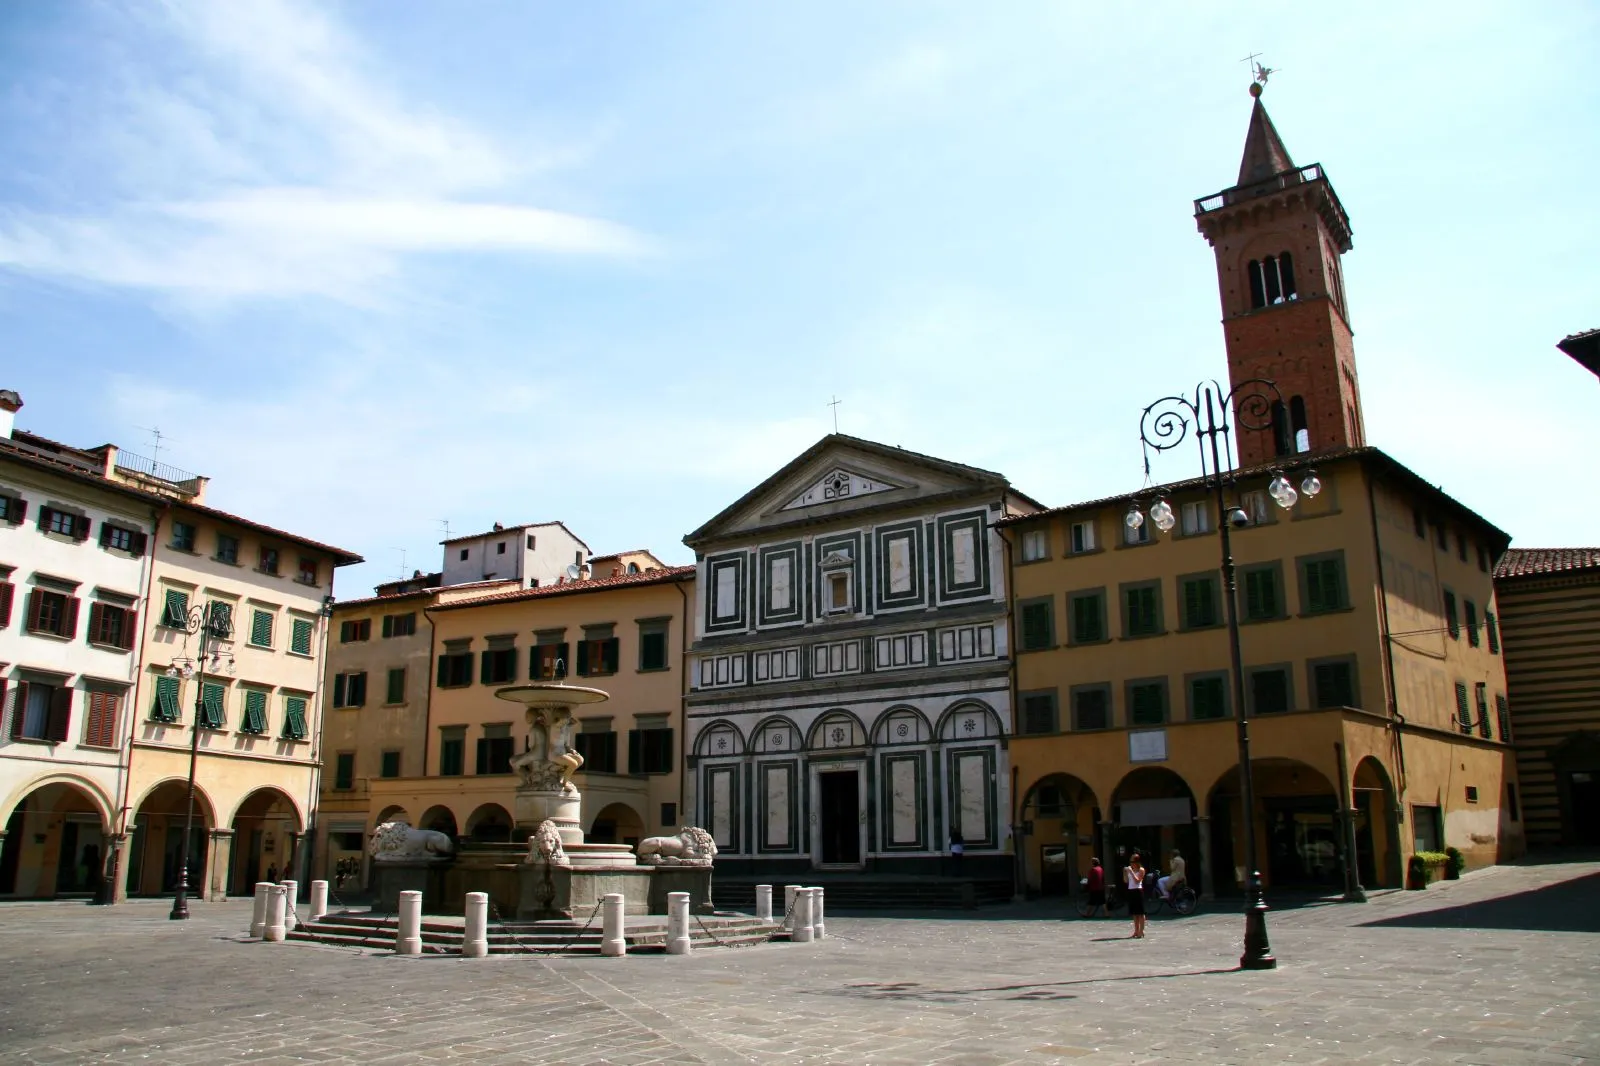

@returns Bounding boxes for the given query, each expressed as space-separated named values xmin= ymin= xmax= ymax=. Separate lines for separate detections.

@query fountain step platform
xmin=285 ymin=910 xmax=785 ymax=954
xmin=712 ymin=876 xmax=1014 ymax=911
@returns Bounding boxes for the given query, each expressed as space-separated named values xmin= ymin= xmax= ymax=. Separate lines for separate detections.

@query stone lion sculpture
xmin=525 ymin=819 xmax=570 ymax=866
xmin=368 ymin=821 xmax=454 ymax=863
xmin=635 ymin=826 xmax=718 ymax=866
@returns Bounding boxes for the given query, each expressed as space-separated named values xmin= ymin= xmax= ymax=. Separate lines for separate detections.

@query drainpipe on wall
xmin=674 ymin=579 xmax=690 ymax=833
xmin=1333 ymin=741 xmax=1366 ymax=902
xmin=1364 ymin=474 xmax=1408 ymax=805
xmin=422 ymin=604 xmax=439 ymax=787
xmin=994 ymin=518 xmax=1025 ymax=901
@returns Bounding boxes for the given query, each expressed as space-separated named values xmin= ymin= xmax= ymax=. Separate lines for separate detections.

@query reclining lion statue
xmin=368 ymin=821 xmax=454 ymax=863
xmin=635 ymin=826 xmax=718 ymax=866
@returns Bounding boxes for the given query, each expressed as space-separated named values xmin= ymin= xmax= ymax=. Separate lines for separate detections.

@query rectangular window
xmin=334 ymin=753 xmax=355 ymax=791
xmin=437 ymin=651 xmax=473 ymax=688
xmin=1122 ymin=583 xmax=1162 ymax=637
xmin=171 ymin=521 xmax=197 ymax=551
xmin=1474 ymin=682 xmax=1490 ymax=739
xmin=1412 ymin=507 xmax=1426 ymax=538
xmin=258 ymin=547 xmax=280 ymax=575
xmin=1069 ymin=521 xmax=1096 ymax=554
xmin=9 ymin=681 xmax=71 ymax=742
xmin=1020 ymin=528 xmax=1049 ymax=562
xmin=1476 ymin=545 xmax=1490 ymax=573
xmin=41 ymin=507 xmax=86 ymax=538
xmin=826 ymin=571 xmax=852 ymax=612
xmin=1127 ymin=680 xmax=1168 ymax=726
xmin=197 ymin=682 xmax=226 ymax=729
xmin=439 ymin=729 xmax=465 ymax=776
xmin=0 ymin=494 xmax=24 ymax=524
xmin=1188 ymin=675 xmax=1229 ymax=720
xmin=26 ymin=589 xmax=79 ymax=639
xmin=1018 ymin=599 xmax=1054 ymax=651
xmin=1180 ymin=574 xmax=1219 ymax=629
xmin=87 ymin=602 xmax=133 ymax=649
xmin=1071 ymin=686 xmax=1110 ymax=731
xmin=1443 ymin=590 xmax=1459 ymax=639
xmin=151 ymin=676 xmax=182 ymax=722
xmin=628 ymin=727 xmax=674 ymax=774
xmin=381 ymin=612 xmax=417 ymax=638
xmin=1018 ymin=691 xmax=1058 ymax=735
xmin=1454 ymin=682 xmax=1471 ymax=733
xmin=1250 ymin=668 xmax=1291 ymax=714
xmin=1180 ymin=501 xmax=1212 ymax=535
xmin=1464 ymin=601 xmax=1480 ymax=647
xmin=215 ymin=534 xmax=239 ymax=564
xmin=386 ymin=667 xmax=406 ymax=705
xmin=332 ymin=671 xmax=367 ymax=708
xmin=206 ymin=601 xmax=233 ymax=640
xmin=1434 ymin=523 xmax=1447 ymax=550
xmin=297 ymin=558 xmax=318 ymax=585
xmin=83 ymin=690 xmax=121 ymax=748
xmin=577 ymin=635 xmax=621 ymax=677
xmin=481 ymin=647 xmax=518 ymax=684
xmin=1068 ymin=590 xmax=1105 ymax=644
xmin=530 ymin=642 xmax=569 ymax=680
xmin=249 ymin=609 xmax=274 ymax=648
xmin=1457 ymin=533 xmax=1468 ymax=563
xmin=1486 ymin=611 xmax=1500 ymax=654
xmin=0 ymin=579 xmax=13 ymax=628
xmin=1506 ymin=782 xmax=1520 ymax=821
xmin=290 ymin=618 xmax=314 ymax=655
xmin=575 ymin=730 xmax=618 ymax=773
xmin=241 ymin=690 xmax=268 ymax=734
xmin=100 ymin=523 xmax=137 ymax=552
xmin=1122 ymin=518 xmax=1150 ymax=546
xmin=475 ymin=726 xmax=514 ymax=775
xmin=639 ymin=622 xmax=669 ymax=671
xmin=381 ymin=750 xmax=401 ymax=778
xmin=459 ymin=548 xmax=469 ymax=561
xmin=1496 ymin=693 xmax=1512 ymax=742
xmin=282 ymin=695 xmax=309 ymax=739
xmin=1313 ymin=661 xmax=1355 ymax=709
xmin=1299 ymin=552 xmax=1348 ymax=613
xmin=339 ymin=618 xmax=372 ymax=643
xmin=1239 ymin=491 xmax=1270 ymax=526
xmin=1242 ymin=565 xmax=1282 ymax=621
xmin=527 ymin=534 xmax=536 ymax=549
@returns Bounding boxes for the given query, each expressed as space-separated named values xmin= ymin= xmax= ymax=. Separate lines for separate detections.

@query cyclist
xmin=1157 ymin=849 xmax=1187 ymax=902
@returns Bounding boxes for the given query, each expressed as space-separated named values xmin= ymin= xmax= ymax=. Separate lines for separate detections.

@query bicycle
xmin=1076 ymin=877 xmax=1197 ymax=918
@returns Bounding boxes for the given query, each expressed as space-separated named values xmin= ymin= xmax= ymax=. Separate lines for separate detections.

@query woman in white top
xmin=1124 ymin=852 xmax=1148 ymax=939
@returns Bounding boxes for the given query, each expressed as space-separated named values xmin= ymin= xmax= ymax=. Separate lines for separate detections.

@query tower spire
xmin=1237 ymin=94 xmax=1296 ymax=186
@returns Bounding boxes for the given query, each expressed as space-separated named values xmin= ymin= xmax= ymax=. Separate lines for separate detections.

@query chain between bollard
xmin=487 ymin=899 xmax=604 ymax=956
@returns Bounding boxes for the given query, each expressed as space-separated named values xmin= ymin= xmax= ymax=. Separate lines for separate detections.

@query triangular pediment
xmin=779 ymin=467 xmax=904 ymax=512
xmin=685 ymin=434 xmax=1014 ymax=548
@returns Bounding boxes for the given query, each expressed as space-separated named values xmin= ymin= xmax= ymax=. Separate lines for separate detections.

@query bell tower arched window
xmin=1271 ymin=400 xmax=1292 ymax=458
xmin=1247 ymin=252 xmax=1299 ymax=310
xmin=1289 ymin=395 xmax=1309 ymax=453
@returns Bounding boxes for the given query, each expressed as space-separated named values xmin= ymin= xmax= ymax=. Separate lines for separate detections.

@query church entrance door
xmin=818 ymin=771 xmax=861 ymax=866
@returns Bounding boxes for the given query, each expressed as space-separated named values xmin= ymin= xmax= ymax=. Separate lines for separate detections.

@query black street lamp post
xmin=167 ymin=601 xmax=235 ymax=921
xmin=1131 ymin=378 xmax=1322 ymax=971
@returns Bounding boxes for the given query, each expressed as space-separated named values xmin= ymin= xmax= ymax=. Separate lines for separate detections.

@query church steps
xmin=285 ymin=912 xmax=784 ymax=954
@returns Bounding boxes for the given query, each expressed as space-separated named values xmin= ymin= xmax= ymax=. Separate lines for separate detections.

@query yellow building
xmin=323 ymin=560 xmax=692 ymax=886
xmin=1000 ymin=448 xmax=1522 ymax=897
xmin=121 ymin=483 xmax=361 ymax=902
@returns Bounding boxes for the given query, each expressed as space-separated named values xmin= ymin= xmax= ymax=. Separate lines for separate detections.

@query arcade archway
xmin=1018 ymin=773 xmax=1100 ymax=896
xmin=1208 ymin=758 xmax=1340 ymax=893
xmin=1110 ymin=767 xmax=1201 ymax=891
xmin=588 ymin=802 xmax=646 ymax=847
xmin=127 ymin=780 xmax=215 ymax=897
xmin=0 ymin=780 xmax=111 ymax=899
xmin=465 ymin=803 xmax=514 ymax=842
xmin=230 ymin=788 xmax=303 ymax=895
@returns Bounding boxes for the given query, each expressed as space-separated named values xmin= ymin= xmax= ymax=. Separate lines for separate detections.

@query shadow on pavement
xmin=810 ymin=966 xmax=1239 ymax=1003
xmin=1360 ymin=872 xmax=1600 ymax=933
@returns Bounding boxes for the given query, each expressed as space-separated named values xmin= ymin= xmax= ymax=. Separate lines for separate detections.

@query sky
xmin=2 ymin=1 xmax=1596 ymax=597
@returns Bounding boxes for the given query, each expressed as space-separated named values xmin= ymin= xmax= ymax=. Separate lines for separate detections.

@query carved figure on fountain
xmin=369 ymin=821 xmax=454 ymax=863
xmin=525 ymin=819 xmax=571 ymax=867
xmin=635 ymin=826 xmax=718 ymax=866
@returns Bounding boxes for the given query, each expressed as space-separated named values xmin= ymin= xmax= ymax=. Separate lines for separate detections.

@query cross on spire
xmin=828 ymin=396 xmax=841 ymax=434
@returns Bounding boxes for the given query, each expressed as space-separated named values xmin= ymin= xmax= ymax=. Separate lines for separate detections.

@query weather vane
xmin=1241 ymin=52 xmax=1276 ymax=97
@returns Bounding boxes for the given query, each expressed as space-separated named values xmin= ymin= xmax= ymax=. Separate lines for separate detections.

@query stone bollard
xmin=309 ymin=880 xmax=329 ymax=923
xmin=396 ymin=889 xmax=423 ymax=956
xmin=755 ymin=884 xmax=773 ymax=923
xmin=250 ymin=882 xmax=271 ymax=938
xmin=263 ymin=885 xmax=287 ymax=942
xmin=784 ymin=885 xmax=799 ymax=930
xmin=601 ymin=892 xmax=626 ymax=958
xmin=666 ymin=891 xmax=692 ymax=955
xmin=462 ymin=892 xmax=489 ymax=958
xmin=792 ymin=888 xmax=814 ymax=943
xmin=811 ymin=886 xmax=826 ymax=939
xmin=279 ymin=880 xmax=299 ymax=933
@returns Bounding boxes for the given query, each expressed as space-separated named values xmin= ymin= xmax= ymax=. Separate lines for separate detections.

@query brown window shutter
xmin=99 ymin=522 xmax=112 ymax=547
xmin=9 ymin=681 xmax=27 ymax=739
xmin=36 ymin=506 xmax=54 ymax=531
xmin=47 ymin=686 xmax=72 ymax=742
xmin=87 ymin=602 xmax=104 ymax=643
xmin=74 ymin=515 xmax=89 ymax=540
xmin=0 ymin=679 xmax=8 ymax=736
xmin=63 ymin=596 xmax=81 ymax=640
xmin=0 ymin=581 xmax=12 ymax=627
xmin=25 ymin=589 xmax=42 ymax=632
xmin=135 ymin=530 xmax=149 ymax=555
xmin=122 ymin=607 xmax=138 ymax=650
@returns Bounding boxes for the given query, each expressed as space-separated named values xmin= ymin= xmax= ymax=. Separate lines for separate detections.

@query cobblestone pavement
xmin=2 ymin=858 xmax=1598 ymax=1065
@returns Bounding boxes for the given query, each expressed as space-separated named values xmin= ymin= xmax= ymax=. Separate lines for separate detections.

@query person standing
xmin=1124 ymin=851 xmax=1148 ymax=938
xmin=1085 ymin=857 xmax=1106 ymax=918
xmin=948 ymin=831 xmax=965 ymax=876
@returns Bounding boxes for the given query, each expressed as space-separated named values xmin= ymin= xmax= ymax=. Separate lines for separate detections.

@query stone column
xmin=1196 ymin=816 xmax=1215 ymax=900
xmin=207 ymin=828 xmax=235 ymax=903
xmin=783 ymin=885 xmax=799 ymax=930
xmin=810 ymin=887 xmax=825 ymax=939
xmin=1334 ymin=742 xmax=1367 ymax=902
xmin=666 ymin=891 xmax=692 ymax=955
xmin=755 ymin=884 xmax=773 ymax=922
xmin=250 ymin=882 xmax=271 ymax=938
xmin=792 ymin=888 xmax=814 ymax=944
xmin=1099 ymin=821 xmax=1115 ymax=875
xmin=396 ymin=890 xmax=422 ymax=955
xmin=1387 ymin=806 xmax=1406 ymax=889
xmin=601 ymin=892 xmax=626 ymax=957
xmin=462 ymin=892 xmax=489 ymax=958
xmin=264 ymin=885 xmax=287 ymax=942
xmin=309 ymin=880 xmax=329 ymax=922
xmin=279 ymin=880 xmax=299 ymax=932
xmin=106 ymin=832 xmax=130 ymax=905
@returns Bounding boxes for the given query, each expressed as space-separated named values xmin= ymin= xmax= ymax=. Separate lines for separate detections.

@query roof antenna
xmin=436 ymin=518 xmax=452 ymax=541
xmin=828 ymin=395 xmax=841 ymax=434
xmin=136 ymin=426 xmax=170 ymax=464
xmin=391 ymin=548 xmax=407 ymax=580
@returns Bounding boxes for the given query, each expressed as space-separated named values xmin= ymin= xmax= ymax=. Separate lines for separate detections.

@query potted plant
xmin=1407 ymin=851 xmax=1449 ymax=889
xmin=1444 ymin=846 xmax=1466 ymax=880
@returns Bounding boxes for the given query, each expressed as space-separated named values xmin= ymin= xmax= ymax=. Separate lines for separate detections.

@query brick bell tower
xmin=1195 ymin=82 xmax=1364 ymax=467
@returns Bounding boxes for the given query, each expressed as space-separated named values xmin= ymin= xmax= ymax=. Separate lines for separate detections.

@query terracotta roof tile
xmin=429 ymin=565 xmax=696 ymax=611
xmin=1494 ymin=548 xmax=1600 ymax=580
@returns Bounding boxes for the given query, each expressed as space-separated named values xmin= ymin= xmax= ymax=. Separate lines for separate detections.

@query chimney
xmin=611 ymin=566 xmax=622 ymax=578
xmin=0 ymin=390 xmax=21 ymax=439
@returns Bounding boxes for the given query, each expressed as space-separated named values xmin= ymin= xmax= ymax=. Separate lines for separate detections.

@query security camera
xmin=1228 ymin=508 xmax=1251 ymax=529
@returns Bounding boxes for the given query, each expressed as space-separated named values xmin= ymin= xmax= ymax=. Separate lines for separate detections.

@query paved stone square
xmin=2 ymin=859 xmax=1598 ymax=1065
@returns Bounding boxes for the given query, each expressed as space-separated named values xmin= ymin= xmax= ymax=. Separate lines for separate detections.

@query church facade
xmin=683 ymin=436 xmax=1038 ymax=880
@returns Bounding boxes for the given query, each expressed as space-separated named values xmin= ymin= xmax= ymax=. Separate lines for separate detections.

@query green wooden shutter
xmin=1475 ymin=685 xmax=1490 ymax=738
xmin=387 ymin=668 xmax=405 ymax=705
xmin=1454 ymin=683 xmax=1470 ymax=732
xmin=333 ymin=674 xmax=347 ymax=708
xmin=291 ymin=618 xmax=313 ymax=655
xmin=1131 ymin=684 xmax=1164 ymax=725
xmin=480 ymin=651 xmax=493 ymax=685
xmin=627 ymin=729 xmax=642 ymax=773
xmin=576 ymin=640 xmax=591 ymax=676
xmin=604 ymin=637 xmax=620 ymax=674
xmin=153 ymin=676 xmax=181 ymax=722
xmin=243 ymin=690 xmax=268 ymax=734
xmin=208 ymin=602 xmax=233 ymax=639
xmin=1444 ymin=591 xmax=1459 ymax=638
xmin=163 ymin=590 xmax=188 ymax=627
xmin=199 ymin=682 xmax=225 ymax=728
xmin=381 ymin=615 xmax=393 ymax=639
xmin=1464 ymin=602 xmax=1479 ymax=646
xmin=351 ymin=672 xmax=366 ymax=706
xmin=284 ymin=696 xmax=308 ymax=739
xmin=1486 ymin=612 xmax=1500 ymax=654
xmin=251 ymin=609 xmax=273 ymax=647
